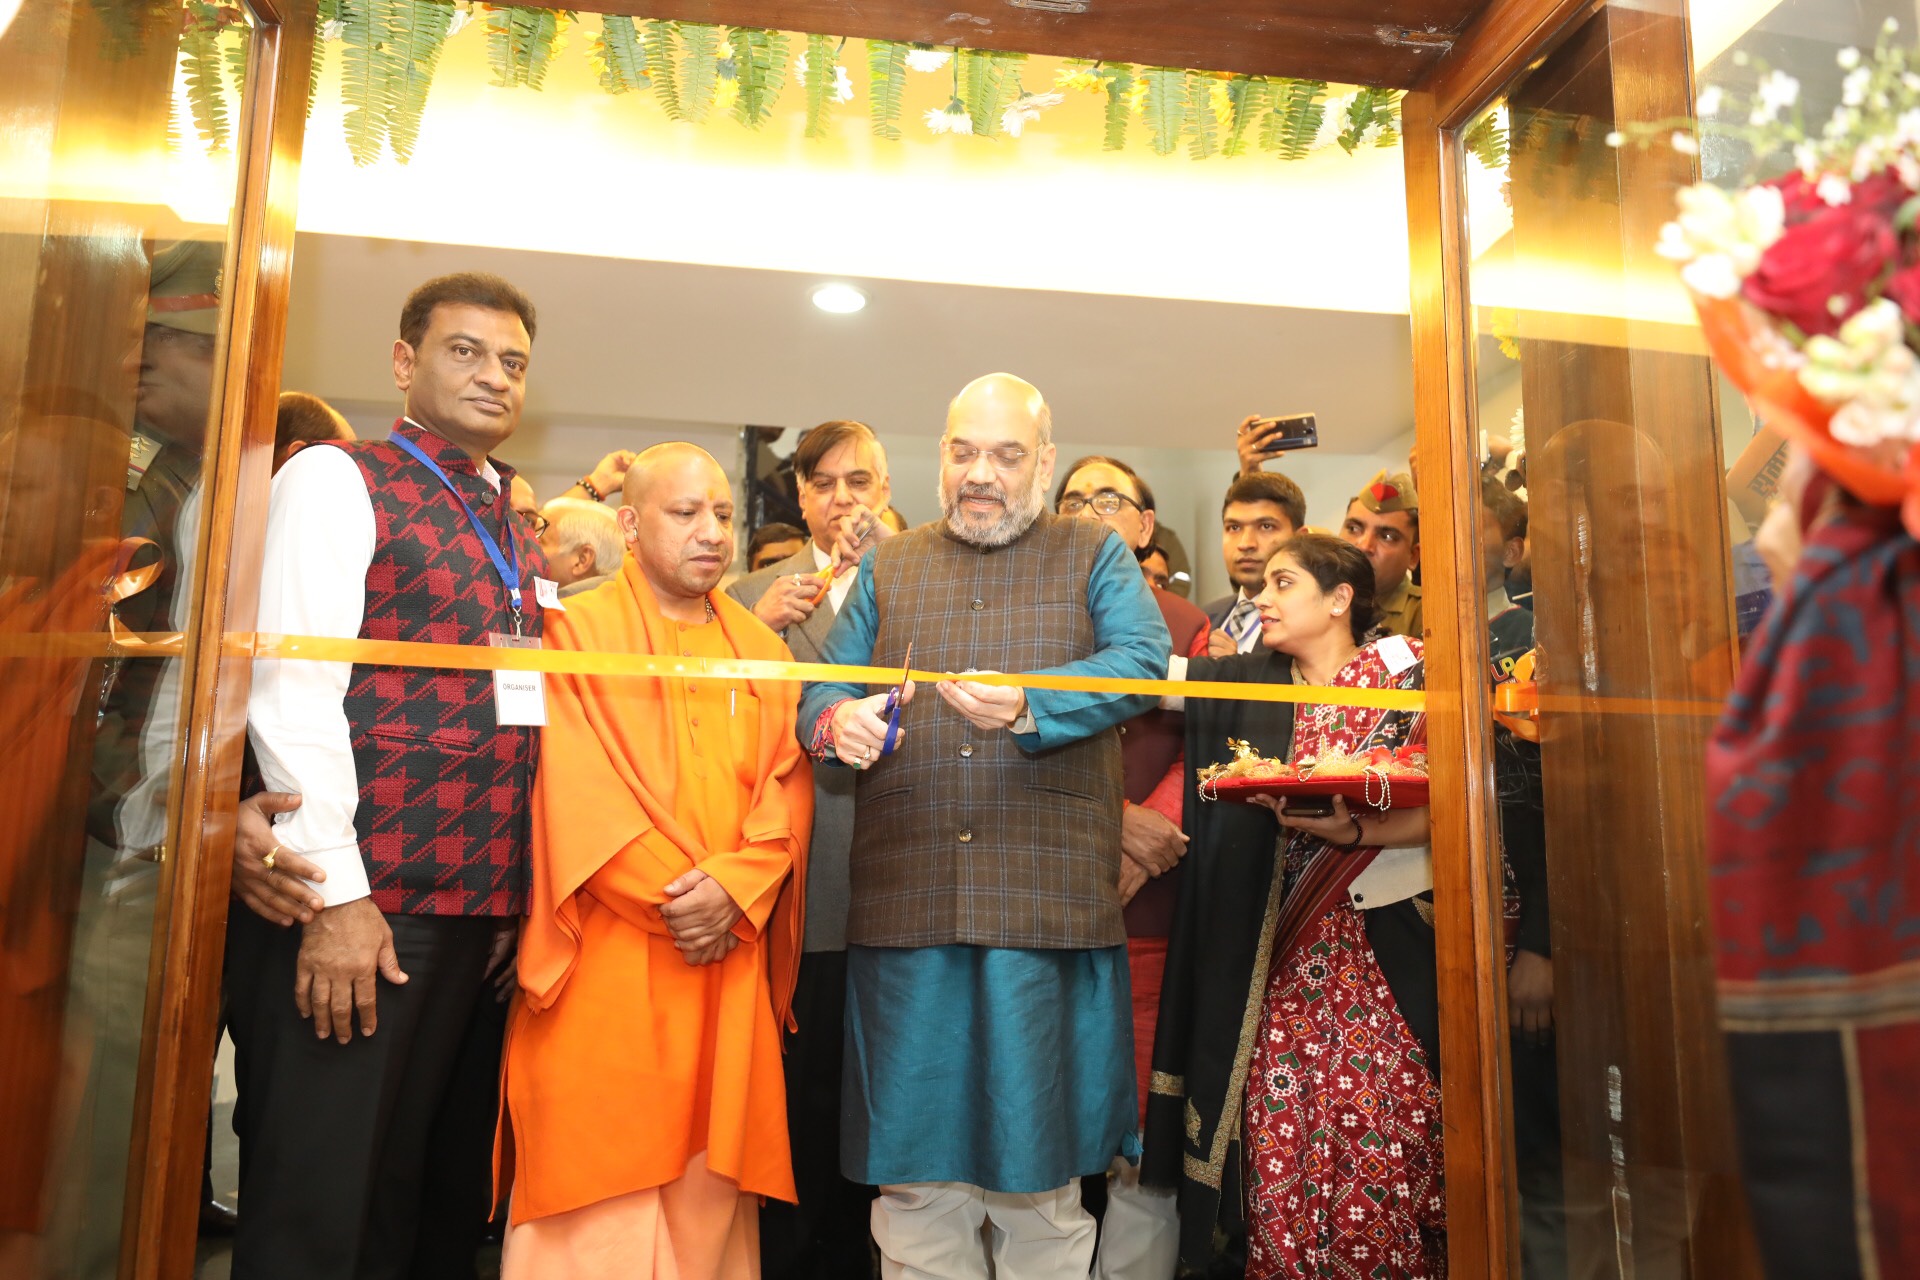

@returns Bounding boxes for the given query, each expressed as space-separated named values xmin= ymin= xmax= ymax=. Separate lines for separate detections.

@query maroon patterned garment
xmin=1707 ymin=504 xmax=1920 ymax=1278
xmin=1243 ymin=639 xmax=1444 ymax=1280
xmin=332 ymin=420 xmax=546 ymax=917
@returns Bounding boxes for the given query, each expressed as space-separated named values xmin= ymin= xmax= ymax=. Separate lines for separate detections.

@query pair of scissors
xmin=880 ymin=642 xmax=913 ymax=756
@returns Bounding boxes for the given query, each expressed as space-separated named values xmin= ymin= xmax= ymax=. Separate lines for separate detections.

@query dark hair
xmin=748 ymin=522 xmax=807 ymax=564
xmin=793 ymin=420 xmax=881 ymax=483
xmin=274 ymin=391 xmax=348 ymax=457
xmin=1277 ymin=532 xmax=1375 ymax=644
xmin=399 ymin=273 xmax=538 ymax=350
xmin=1479 ymin=474 xmax=1528 ymax=543
xmin=1223 ymin=471 xmax=1306 ymax=531
xmin=1136 ymin=540 xmax=1168 ymax=565
xmin=1054 ymin=455 xmax=1155 ymax=512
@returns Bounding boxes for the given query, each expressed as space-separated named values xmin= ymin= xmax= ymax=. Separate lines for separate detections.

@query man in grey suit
xmin=727 ymin=419 xmax=894 ymax=1279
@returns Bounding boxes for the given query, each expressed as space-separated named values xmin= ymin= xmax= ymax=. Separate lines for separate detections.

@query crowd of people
xmin=215 ymin=269 xmax=1555 ymax=1280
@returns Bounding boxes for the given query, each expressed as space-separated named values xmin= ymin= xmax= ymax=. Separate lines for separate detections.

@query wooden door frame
xmin=122 ymin=0 xmax=316 ymax=1275
xmin=1402 ymin=2 xmax=1601 ymax=1274
xmin=121 ymin=1 xmax=1644 ymax=1275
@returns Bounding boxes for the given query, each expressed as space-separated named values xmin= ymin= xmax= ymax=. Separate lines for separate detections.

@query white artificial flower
xmin=1843 ymin=66 xmax=1872 ymax=107
xmin=1884 ymin=16 xmax=1900 ymax=34
xmin=795 ymin=54 xmax=852 ymax=100
xmin=1817 ymin=173 xmax=1853 ymax=205
xmin=1838 ymin=46 xmax=1862 ymax=70
xmin=1312 ymin=92 xmax=1356 ymax=151
xmin=1655 ymin=182 xmax=1785 ymax=297
xmin=321 ymin=17 xmax=344 ymax=39
xmin=446 ymin=5 xmax=473 ymax=37
xmin=924 ymin=99 xmax=971 ymax=134
xmin=1799 ymin=300 xmax=1920 ymax=444
xmin=905 ymin=48 xmax=952 ymax=72
xmin=1000 ymin=91 xmax=1063 ymax=137
xmin=1751 ymin=69 xmax=1801 ymax=124
xmin=1794 ymin=142 xmax=1820 ymax=172
xmin=1671 ymin=130 xmax=1700 ymax=156
xmin=1679 ymin=254 xmax=1746 ymax=299
xmin=1696 ymin=86 xmax=1723 ymax=117
xmin=1830 ymin=390 xmax=1920 ymax=445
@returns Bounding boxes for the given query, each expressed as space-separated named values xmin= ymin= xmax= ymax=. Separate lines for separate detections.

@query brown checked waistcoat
xmin=848 ymin=514 xmax=1126 ymax=951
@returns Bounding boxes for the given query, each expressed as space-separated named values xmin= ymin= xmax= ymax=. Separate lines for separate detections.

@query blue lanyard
xmin=389 ymin=430 xmax=525 ymax=630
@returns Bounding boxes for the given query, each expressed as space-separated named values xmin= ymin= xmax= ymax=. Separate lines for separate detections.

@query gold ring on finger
xmin=263 ymin=844 xmax=281 ymax=872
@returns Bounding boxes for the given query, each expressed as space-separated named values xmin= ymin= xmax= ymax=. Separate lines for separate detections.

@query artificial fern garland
xmin=170 ymin=0 xmax=1470 ymax=170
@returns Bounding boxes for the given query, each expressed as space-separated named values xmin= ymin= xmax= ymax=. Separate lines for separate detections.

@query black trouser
xmin=410 ymin=984 xmax=510 ymax=1279
xmin=226 ymin=907 xmax=496 ymax=1280
xmin=759 ymin=949 xmax=878 ymax=1280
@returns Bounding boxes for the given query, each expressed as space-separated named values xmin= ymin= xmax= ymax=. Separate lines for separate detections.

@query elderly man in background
xmin=798 ymin=375 xmax=1170 ymax=1279
xmin=1053 ymin=454 xmax=1210 ymax=1280
xmin=537 ymin=496 xmax=624 ymax=597
xmin=729 ymin=418 xmax=893 ymax=1280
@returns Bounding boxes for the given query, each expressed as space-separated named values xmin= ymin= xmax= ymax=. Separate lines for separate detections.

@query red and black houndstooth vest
xmin=328 ymin=419 xmax=546 ymax=916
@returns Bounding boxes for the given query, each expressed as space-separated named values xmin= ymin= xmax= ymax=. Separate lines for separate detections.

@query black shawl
xmin=1140 ymin=650 xmax=1294 ymax=1273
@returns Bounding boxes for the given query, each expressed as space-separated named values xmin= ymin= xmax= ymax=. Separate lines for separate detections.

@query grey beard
xmin=939 ymin=474 xmax=1046 ymax=548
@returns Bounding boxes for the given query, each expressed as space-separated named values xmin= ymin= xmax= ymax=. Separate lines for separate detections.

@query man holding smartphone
xmin=1206 ymin=415 xmax=1313 ymax=655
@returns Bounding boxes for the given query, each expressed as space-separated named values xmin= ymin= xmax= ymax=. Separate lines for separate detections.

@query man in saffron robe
xmin=500 ymin=443 xmax=812 ymax=1280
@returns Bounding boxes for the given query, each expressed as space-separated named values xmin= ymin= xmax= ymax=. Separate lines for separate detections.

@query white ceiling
xmin=281 ymin=233 xmax=1416 ymax=456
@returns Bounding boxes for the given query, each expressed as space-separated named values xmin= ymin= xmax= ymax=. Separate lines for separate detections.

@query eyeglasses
xmin=943 ymin=441 xmax=1032 ymax=472
xmin=1058 ymin=491 xmax=1142 ymax=518
xmin=517 ymin=509 xmax=549 ymax=538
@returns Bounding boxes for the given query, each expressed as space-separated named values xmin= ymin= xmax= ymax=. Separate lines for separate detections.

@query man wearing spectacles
xmin=799 ymin=375 xmax=1171 ymax=1279
xmin=1053 ymin=455 xmax=1211 ymax=1279
xmin=728 ymin=419 xmax=896 ymax=1279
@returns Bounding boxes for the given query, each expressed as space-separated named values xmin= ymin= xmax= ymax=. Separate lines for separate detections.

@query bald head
xmin=618 ymin=442 xmax=736 ymax=605
xmin=946 ymin=372 xmax=1052 ymax=446
xmin=939 ymin=373 xmax=1058 ymax=548
xmin=622 ymin=442 xmax=724 ymax=506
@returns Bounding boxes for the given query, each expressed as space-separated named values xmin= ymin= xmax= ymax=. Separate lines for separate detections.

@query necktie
xmin=1226 ymin=598 xmax=1260 ymax=650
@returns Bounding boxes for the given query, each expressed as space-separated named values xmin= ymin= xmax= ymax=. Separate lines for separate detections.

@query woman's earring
xmin=1333 ymin=608 xmax=1344 ymax=616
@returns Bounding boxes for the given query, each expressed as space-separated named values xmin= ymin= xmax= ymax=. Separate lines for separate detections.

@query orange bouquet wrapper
xmin=1694 ymin=294 xmax=1920 ymax=536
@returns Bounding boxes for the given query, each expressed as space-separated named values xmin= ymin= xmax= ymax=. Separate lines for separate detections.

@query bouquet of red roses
xmin=1650 ymin=21 xmax=1920 ymax=531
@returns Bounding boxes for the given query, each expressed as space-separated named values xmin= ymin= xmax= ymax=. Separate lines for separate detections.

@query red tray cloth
xmin=1200 ymin=771 xmax=1429 ymax=811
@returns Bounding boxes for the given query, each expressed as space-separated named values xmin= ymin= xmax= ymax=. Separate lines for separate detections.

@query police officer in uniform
xmin=1339 ymin=469 xmax=1423 ymax=638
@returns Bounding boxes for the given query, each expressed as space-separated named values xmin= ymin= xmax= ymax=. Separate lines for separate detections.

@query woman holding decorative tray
xmin=1142 ymin=532 xmax=1443 ymax=1278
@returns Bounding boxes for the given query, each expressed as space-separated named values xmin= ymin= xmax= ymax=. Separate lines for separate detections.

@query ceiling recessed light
xmin=811 ymin=283 xmax=868 ymax=315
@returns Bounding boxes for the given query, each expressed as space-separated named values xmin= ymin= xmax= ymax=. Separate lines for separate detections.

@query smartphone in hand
xmin=1251 ymin=413 xmax=1319 ymax=455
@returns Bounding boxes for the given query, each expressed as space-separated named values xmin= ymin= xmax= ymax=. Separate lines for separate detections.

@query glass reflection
xmin=0 ymin=0 xmax=249 ymax=1271
xmin=1463 ymin=6 xmax=1920 ymax=1278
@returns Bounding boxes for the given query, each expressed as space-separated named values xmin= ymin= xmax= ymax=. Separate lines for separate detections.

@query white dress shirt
xmin=811 ymin=539 xmax=857 ymax=614
xmin=246 ymin=434 xmax=500 ymax=908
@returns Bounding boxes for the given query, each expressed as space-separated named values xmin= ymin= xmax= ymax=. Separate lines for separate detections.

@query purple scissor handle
xmin=881 ymin=642 xmax=913 ymax=756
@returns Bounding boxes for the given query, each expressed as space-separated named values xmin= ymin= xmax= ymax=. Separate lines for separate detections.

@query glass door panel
xmin=1456 ymin=4 xmax=1757 ymax=1276
xmin=0 ymin=0 xmax=254 ymax=1272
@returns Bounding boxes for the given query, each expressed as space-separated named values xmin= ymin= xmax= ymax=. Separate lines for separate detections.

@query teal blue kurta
xmin=843 ymin=943 xmax=1138 ymax=1191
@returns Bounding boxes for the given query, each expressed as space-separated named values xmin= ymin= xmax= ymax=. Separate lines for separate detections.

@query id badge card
xmin=489 ymin=633 xmax=546 ymax=726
